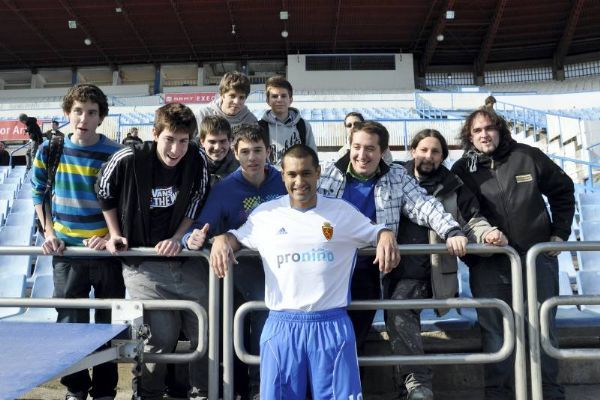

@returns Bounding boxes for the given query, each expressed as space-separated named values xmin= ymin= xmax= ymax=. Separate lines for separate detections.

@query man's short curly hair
xmin=62 ymin=84 xmax=109 ymax=118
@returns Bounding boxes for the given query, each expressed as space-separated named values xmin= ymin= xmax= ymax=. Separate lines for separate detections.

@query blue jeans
xmin=470 ymin=253 xmax=564 ymax=400
xmin=53 ymin=256 xmax=125 ymax=398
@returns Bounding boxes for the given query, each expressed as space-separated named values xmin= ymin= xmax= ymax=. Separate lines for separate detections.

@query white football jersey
xmin=230 ymin=194 xmax=385 ymax=311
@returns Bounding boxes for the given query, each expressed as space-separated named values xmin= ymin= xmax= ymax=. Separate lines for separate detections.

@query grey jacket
xmin=197 ymin=97 xmax=258 ymax=129
xmin=261 ymin=107 xmax=317 ymax=165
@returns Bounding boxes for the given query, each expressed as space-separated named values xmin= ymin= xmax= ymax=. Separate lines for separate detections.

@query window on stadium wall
xmin=565 ymin=61 xmax=600 ymax=78
xmin=305 ymin=55 xmax=395 ymax=71
xmin=425 ymin=72 xmax=473 ymax=87
xmin=484 ymin=67 xmax=553 ymax=84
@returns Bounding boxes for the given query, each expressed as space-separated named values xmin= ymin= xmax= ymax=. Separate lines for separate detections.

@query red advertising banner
xmin=0 ymin=120 xmax=31 ymax=141
xmin=164 ymin=92 xmax=216 ymax=104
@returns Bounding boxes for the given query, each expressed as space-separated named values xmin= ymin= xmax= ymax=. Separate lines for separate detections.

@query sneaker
xmin=407 ymin=386 xmax=434 ymax=400
xmin=65 ymin=392 xmax=87 ymax=400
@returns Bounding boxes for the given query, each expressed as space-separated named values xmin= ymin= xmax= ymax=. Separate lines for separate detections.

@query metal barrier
xmin=222 ymin=244 xmax=527 ymax=400
xmin=0 ymin=246 xmax=220 ymax=400
xmin=235 ymin=298 xmax=514 ymax=366
xmin=0 ymin=297 xmax=207 ymax=363
xmin=526 ymin=241 xmax=600 ymax=400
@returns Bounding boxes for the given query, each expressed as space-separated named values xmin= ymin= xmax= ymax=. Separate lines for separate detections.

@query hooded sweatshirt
xmin=261 ymin=107 xmax=317 ymax=165
xmin=183 ymin=164 xmax=286 ymax=246
xmin=197 ymin=96 xmax=258 ymax=129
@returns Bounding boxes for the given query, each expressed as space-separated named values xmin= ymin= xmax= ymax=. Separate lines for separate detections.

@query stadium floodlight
xmin=280 ymin=11 xmax=289 ymax=20
xmin=446 ymin=10 xmax=455 ymax=20
xmin=68 ymin=20 xmax=77 ymax=29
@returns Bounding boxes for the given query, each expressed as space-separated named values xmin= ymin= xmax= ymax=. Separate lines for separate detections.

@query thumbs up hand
xmin=187 ymin=223 xmax=210 ymax=250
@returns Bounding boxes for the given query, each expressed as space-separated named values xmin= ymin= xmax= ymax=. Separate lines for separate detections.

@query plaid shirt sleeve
xmin=399 ymin=170 xmax=461 ymax=239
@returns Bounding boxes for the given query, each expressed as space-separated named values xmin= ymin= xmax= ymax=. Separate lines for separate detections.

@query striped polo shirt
xmin=32 ymin=134 xmax=122 ymax=245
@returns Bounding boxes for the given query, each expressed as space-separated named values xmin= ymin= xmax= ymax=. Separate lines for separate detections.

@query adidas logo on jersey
xmin=277 ymin=227 xmax=288 ymax=235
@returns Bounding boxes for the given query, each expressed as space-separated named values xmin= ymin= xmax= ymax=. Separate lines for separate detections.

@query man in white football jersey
xmin=209 ymin=144 xmax=400 ymax=400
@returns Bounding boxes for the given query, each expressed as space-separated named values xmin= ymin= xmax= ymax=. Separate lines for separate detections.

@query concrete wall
xmin=0 ymin=84 xmax=150 ymax=100
xmin=287 ymin=54 xmax=415 ymax=91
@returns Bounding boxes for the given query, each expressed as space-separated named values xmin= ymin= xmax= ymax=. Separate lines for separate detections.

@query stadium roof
xmin=1 ymin=0 xmax=599 ymax=74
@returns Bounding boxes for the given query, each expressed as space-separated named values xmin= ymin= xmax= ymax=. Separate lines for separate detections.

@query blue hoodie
xmin=183 ymin=164 xmax=286 ymax=247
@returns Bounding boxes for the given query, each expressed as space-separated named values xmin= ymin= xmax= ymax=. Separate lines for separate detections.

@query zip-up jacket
xmin=317 ymin=152 xmax=461 ymax=239
xmin=452 ymin=140 xmax=575 ymax=255
xmin=96 ymin=141 xmax=209 ymax=247
xmin=260 ymin=107 xmax=317 ymax=164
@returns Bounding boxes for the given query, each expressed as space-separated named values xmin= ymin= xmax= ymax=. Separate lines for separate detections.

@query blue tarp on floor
xmin=0 ymin=321 xmax=127 ymax=399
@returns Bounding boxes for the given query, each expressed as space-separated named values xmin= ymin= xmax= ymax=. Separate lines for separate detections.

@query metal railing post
xmin=527 ymin=241 xmax=600 ymax=400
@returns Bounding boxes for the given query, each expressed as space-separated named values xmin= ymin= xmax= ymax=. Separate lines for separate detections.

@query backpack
xmin=37 ymin=134 xmax=65 ymax=233
xmin=258 ymin=118 xmax=307 ymax=145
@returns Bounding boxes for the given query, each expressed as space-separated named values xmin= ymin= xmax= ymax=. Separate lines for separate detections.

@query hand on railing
xmin=373 ymin=229 xmax=400 ymax=273
xmin=106 ymin=235 xmax=129 ymax=254
xmin=155 ymin=237 xmax=182 ymax=257
xmin=447 ymin=235 xmax=468 ymax=257
xmin=484 ymin=229 xmax=508 ymax=246
xmin=82 ymin=235 xmax=108 ymax=251
xmin=41 ymin=233 xmax=66 ymax=255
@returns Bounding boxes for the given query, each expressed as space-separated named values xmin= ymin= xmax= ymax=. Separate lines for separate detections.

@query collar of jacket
xmin=403 ymin=159 xmax=462 ymax=197
xmin=334 ymin=150 xmax=390 ymax=179
xmin=463 ymin=137 xmax=516 ymax=172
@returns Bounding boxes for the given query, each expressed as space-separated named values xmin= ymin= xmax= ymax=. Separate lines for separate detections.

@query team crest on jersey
xmin=322 ymin=222 xmax=333 ymax=240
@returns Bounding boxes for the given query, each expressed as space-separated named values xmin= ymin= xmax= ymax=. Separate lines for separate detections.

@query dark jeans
xmin=123 ymin=258 xmax=209 ymax=400
xmin=53 ymin=256 xmax=125 ymax=398
xmin=383 ymin=278 xmax=433 ymax=395
xmin=348 ymin=261 xmax=381 ymax=352
xmin=470 ymin=253 xmax=564 ymax=400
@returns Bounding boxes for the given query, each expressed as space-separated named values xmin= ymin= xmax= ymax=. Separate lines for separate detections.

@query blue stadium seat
xmin=0 ymin=273 xmax=26 ymax=318
xmin=0 ymin=256 xmax=32 ymax=277
xmin=0 ymin=226 xmax=33 ymax=246
xmin=578 ymin=193 xmax=600 ymax=208
xmin=580 ymin=205 xmax=600 ymax=222
xmin=576 ymin=270 xmax=600 ymax=313
xmin=2 ymin=275 xmax=57 ymax=322
xmin=2 ymin=177 xmax=21 ymax=187
xmin=32 ymin=256 xmax=52 ymax=277
xmin=577 ymin=222 xmax=600 ymax=271
xmin=15 ymin=190 xmax=33 ymax=199
xmin=10 ymin=199 xmax=35 ymax=217
xmin=558 ymin=251 xmax=577 ymax=282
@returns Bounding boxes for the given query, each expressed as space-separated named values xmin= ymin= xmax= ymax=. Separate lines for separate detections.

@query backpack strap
xmin=297 ymin=118 xmax=306 ymax=145
xmin=38 ymin=135 xmax=64 ymax=232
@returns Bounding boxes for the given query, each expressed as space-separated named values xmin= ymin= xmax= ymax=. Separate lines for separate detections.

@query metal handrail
xmin=527 ymin=241 xmax=600 ymax=400
xmin=8 ymin=141 xmax=29 ymax=168
xmin=0 ymin=246 xmax=220 ymax=400
xmin=540 ymin=295 xmax=600 ymax=360
xmin=222 ymin=244 xmax=526 ymax=400
xmin=0 ymin=298 xmax=207 ymax=363
xmin=234 ymin=298 xmax=514 ymax=366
